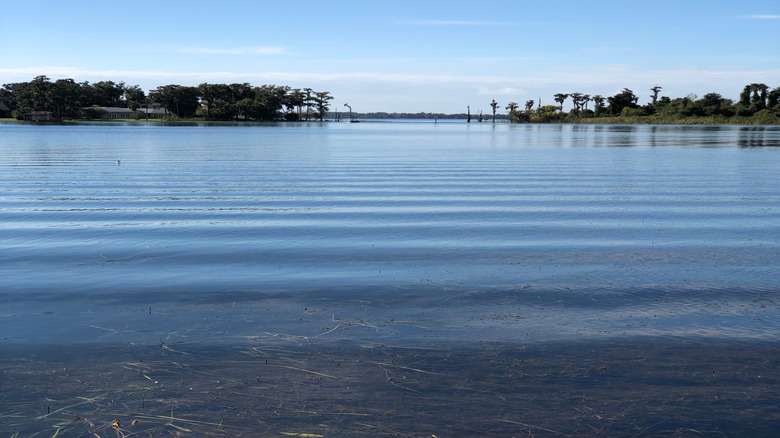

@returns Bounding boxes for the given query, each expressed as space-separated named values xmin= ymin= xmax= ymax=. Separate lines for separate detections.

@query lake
xmin=1 ymin=121 xmax=779 ymax=436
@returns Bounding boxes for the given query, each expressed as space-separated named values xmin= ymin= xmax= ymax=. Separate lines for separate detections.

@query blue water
xmin=2 ymin=121 xmax=778 ymax=346
xmin=2 ymin=121 xmax=780 ymax=436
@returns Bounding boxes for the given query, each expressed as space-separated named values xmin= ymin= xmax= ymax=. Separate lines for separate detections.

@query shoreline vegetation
xmin=1 ymin=76 xmax=778 ymax=125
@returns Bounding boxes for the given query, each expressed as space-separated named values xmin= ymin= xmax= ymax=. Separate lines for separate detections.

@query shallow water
xmin=1 ymin=121 xmax=779 ymax=435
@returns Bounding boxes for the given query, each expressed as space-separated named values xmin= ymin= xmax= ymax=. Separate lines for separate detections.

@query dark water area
xmin=1 ymin=121 xmax=779 ymax=436
xmin=3 ymin=339 xmax=779 ymax=437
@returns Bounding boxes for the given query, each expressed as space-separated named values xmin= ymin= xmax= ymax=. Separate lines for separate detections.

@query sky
xmin=1 ymin=0 xmax=779 ymax=113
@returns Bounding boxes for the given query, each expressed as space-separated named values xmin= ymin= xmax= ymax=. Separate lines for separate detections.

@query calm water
xmin=1 ymin=121 xmax=779 ymax=436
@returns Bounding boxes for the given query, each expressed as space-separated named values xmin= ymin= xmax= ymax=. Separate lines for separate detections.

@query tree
xmin=285 ymin=88 xmax=306 ymax=120
xmin=124 ymin=85 xmax=146 ymax=111
xmin=737 ymin=83 xmax=770 ymax=116
xmin=524 ymin=99 xmax=535 ymax=112
xmin=696 ymin=92 xmax=730 ymax=116
xmin=303 ymin=88 xmax=314 ymax=121
xmin=505 ymin=101 xmax=518 ymax=117
xmin=592 ymin=95 xmax=606 ymax=115
xmin=582 ymin=94 xmax=591 ymax=111
xmin=228 ymin=83 xmax=255 ymax=120
xmin=28 ymin=75 xmax=53 ymax=113
xmin=51 ymin=78 xmax=84 ymax=118
xmin=650 ymin=86 xmax=662 ymax=106
xmin=252 ymin=84 xmax=289 ymax=120
xmin=229 ymin=83 xmax=254 ymax=101
xmin=607 ymin=88 xmax=639 ymax=115
xmin=739 ymin=84 xmax=753 ymax=106
xmin=234 ymin=97 xmax=255 ymax=120
xmin=768 ymin=87 xmax=780 ymax=109
xmin=91 ymin=80 xmax=126 ymax=107
xmin=197 ymin=82 xmax=232 ymax=120
xmin=553 ymin=93 xmax=568 ymax=112
xmin=148 ymin=84 xmax=199 ymax=118
xmin=569 ymin=92 xmax=584 ymax=112
xmin=531 ymin=105 xmax=564 ymax=123
xmin=312 ymin=91 xmax=333 ymax=121
xmin=752 ymin=83 xmax=769 ymax=106
xmin=490 ymin=99 xmax=499 ymax=123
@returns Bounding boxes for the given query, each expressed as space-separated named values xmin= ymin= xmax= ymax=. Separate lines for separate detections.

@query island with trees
xmin=1 ymin=75 xmax=778 ymax=125
xmin=0 ymin=75 xmax=333 ymax=122
xmin=501 ymin=84 xmax=780 ymax=125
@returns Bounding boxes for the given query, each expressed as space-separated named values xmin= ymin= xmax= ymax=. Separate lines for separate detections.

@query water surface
xmin=1 ymin=121 xmax=779 ymax=435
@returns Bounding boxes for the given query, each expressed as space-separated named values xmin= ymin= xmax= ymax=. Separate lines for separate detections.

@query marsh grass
xmin=2 ymin=338 xmax=779 ymax=437
xmin=575 ymin=115 xmax=780 ymax=125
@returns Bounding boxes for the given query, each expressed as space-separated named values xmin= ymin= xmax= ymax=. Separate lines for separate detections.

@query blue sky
xmin=1 ymin=0 xmax=778 ymax=113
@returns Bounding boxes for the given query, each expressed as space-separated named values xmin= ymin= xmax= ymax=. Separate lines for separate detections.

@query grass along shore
xmin=2 ymin=115 xmax=779 ymax=125
xmin=572 ymin=114 xmax=780 ymax=125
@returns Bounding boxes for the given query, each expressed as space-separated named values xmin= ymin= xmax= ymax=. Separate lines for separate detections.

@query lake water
xmin=1 ymin=121 xmax=779 ymax=436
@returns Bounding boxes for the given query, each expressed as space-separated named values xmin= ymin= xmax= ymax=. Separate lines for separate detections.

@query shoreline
xmin=2 ymin=117 xmax=779 ymax=126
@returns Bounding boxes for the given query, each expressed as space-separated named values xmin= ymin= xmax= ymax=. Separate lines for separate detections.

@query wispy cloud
xmin=175 ymin=46 xmax=289 ymax=55
xmin=400 ymin=20 xmax=515 ymax=26
xmin=0 ymin=66 xmax=524 ymax=85
xmin=3 ymin=65 xmax=779 ymax=93
xmin=739 ymin=14 xmax=780 ymax=19
xmin=477 ymin=86 xmax=525 ymax=96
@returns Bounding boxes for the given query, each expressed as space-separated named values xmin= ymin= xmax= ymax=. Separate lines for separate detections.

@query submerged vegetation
xmin=3 ymin=339 xmax=779 ymax=436
xmin=503 ymin=84 xmax=780 ymax=125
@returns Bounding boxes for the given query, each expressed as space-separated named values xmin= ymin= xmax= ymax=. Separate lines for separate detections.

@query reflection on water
xmin=738 ymin=126 xmax=780 ymax=148
xmin=1 ymin=121 xmax=778 ymax=344
xmin=1 ymin=121 xmax=779 ymax=435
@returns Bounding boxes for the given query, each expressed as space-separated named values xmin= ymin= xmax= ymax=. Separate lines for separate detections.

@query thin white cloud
xmin=0 ymin=66 xmax=516 ymax=85
xmin=739 ymin=14 xmax=780 ymax=19
xmin=477 ymin=86 xmax=525 ymax=96
xmin=3 ymin=65 xmax=779 ymax=85
xmin=175 ymin=46 xmax=289 ymax=55
xmin=3 ymin=65 xmax=779 ymax=88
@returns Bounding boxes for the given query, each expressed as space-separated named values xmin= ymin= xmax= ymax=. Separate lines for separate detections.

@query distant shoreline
xmin=2 ymin=117 xmax=778 ymax=126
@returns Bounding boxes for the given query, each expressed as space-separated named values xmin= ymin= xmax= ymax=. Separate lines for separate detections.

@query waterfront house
xmin=135 ymin=107 xmax=168 ymax=119
xmin=81 ymin=106 xmax=135 ymax=119
xmin=23 ymin=111 xmax=54 ymax=122
xmin=81 ymin=105 xmax=168 ymax=120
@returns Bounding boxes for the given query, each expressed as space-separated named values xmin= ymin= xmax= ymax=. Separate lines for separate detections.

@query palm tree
xmin=490 ymin=99 xmax=499 ymax=123
xmin=525 ymin=99 xmax=535 ymax=112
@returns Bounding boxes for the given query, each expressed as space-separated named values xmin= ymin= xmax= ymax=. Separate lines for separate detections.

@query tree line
xmin=0 ymin=75 xmax=334 ymax=121
xmin=496 ymin=84 xmax=780 ymax=124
